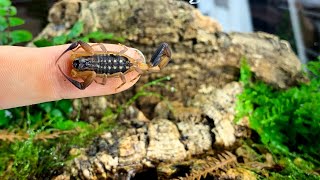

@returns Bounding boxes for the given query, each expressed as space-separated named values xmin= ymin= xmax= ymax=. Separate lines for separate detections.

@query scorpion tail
xmin=150 ymin=43 xmax=171 ymax=69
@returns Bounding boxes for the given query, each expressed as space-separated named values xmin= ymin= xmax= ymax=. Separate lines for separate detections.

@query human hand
xmin=0 ymin=44 xmax=142 ymax=109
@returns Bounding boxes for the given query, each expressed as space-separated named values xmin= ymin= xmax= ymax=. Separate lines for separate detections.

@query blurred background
xmin=12 ymin=0 xmax=320 ymax=63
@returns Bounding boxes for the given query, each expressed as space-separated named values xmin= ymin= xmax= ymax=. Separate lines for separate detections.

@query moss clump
xmin=236 ymin=57 xmax=320 ymax=178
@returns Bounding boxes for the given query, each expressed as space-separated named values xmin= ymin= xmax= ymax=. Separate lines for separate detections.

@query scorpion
xmin=56 ymin=41 xmax=171 ymax=90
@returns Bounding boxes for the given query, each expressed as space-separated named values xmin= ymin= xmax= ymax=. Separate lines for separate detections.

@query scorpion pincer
xmin=56 ymin=41 xmax=171 ymax=90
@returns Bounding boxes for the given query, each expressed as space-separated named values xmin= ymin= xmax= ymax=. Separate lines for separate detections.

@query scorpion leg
xmin=129 ymin=66 xmax=143 ymax=82
xmin=116 ymin=72 xmax=126 ymax=90
xmin=95 ymin=74 xmax=108 ymax=85
xmin=108 ymin=72 xmax=126 ymax=90
xmin=56 ymin=40 xmax=95 ymax=64
xmin=150 ymin=43 xmax=171 ymax=69
xmin=71 ymin=70 xmax=97 ymax=90
xmin=118 ymin=44 xmax=128 ymax=55
xmin=132 ymin=48 xmax=146 ymax=63
xmin=90 ymin=43 xmax=108 ymax=52
xmin=58 ymin=65 xmax=96 ymax=90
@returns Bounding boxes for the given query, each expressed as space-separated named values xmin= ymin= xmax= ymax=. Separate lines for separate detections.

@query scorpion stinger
xmin=150 ymin=43 xmax=171 ymax=69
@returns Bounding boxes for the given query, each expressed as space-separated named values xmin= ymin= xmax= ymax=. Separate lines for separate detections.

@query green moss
xmin=269 ymin=157 xmax=319 ymax=180
xmin=0 ymin=120 xmax=116 ymax=179
xmin=236 ymin=57 xmax=320 ymax=178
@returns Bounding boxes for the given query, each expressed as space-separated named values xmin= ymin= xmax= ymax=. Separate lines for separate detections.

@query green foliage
xmin=0 ymin=98 xmax=116 ymax=179
xmin=269 ymin=157 xmax=319 ymax=180
xmin=0 ymin=121 xmax=116 ymax=179
xmin=0 ymin=99 xmax=91 ymax=179
xmin=125 ymin=76 xmax=172 ymax=107
xmin=33 ymin=21 xmax=125 ymax=47
xmin=236 ymin=58 xmax=320 ymax=177
xmin=11 ymin=135 xmax=39 ymax=179
xmin=81 ymin=31 xmax=125 ymax=43
xmin=240 ymin=140 xmax=319 ymax=180
xmin=0 ymin=0 xmax=32 ymax=45
xmin=115 ymin=76 xmax=172 ymax=114
xmin=0 ymin=100 xmax=79 ymax=130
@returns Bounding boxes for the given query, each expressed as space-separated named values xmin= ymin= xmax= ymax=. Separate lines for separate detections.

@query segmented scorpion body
xmin=56 ymin=41 xmax=171 ymax=90
xmin=73 ymin=54 xmax=132 ymax=74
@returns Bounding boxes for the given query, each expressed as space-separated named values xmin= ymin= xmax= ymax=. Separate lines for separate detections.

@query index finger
xmin=0 ymin=44 xmax=143 ymax=109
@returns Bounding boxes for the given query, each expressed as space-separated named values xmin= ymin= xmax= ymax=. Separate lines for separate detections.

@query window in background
xmin=198 ymin=0 xmax=253 ymax=32
xmin=249 ymin=0 xmax=320 ymax=62
xmin=192 ymin=0 xmax=319 ymax=63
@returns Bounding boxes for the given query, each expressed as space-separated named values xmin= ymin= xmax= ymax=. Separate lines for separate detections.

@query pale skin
xmin=0 ymin=44 xmax=142 ymax=110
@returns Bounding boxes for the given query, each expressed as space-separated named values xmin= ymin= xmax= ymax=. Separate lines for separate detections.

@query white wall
xmin=198 ymin=0 xmax=253 ymax=32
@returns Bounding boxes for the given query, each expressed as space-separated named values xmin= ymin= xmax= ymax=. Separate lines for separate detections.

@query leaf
xmin=307 ymin=60 xmax=320 ymax=78
xmin=86 ymin=31 xmax=125 ymax=43
xmin=0 ymin=0 xmax=11 ymax=7
xmin=78 ymin=36 xmax=89 ymax=42
xmin=8 ymin=17 xmax=24 ymax=27
xmin=86 ymin=31 xmax=114 ymax=41
xmin=0 ymin=16 xmax=8 ymax=31
xmin=37 ymin=102 xmax=53 ymax=113
xmin=112 ymin=36 xmax=125 ymax=43
xmin=0 ymin=32 xmax=9 ymax=45
xmin=239 ymin=57 xmax=252 ymax=85
xmin=56 ymin=100 xmax=72 ymax=115
xmin=49 ymin=109 xmax=63 ymax=118
xmin=53 ymin=120 xmax=88 ymax=130
xmin=9 ymin=30 xmax=32 ymax=45
xmin=29 ymin=112 xmax=42 ymax=125
xmin=53 ymin=35 xmax=67 ymax=45
xmin=0 ymin=6 xmax=17 ymax=16
xmin=0 ymin=110 xmax=10 ymax=127
xmin=33 ymin=39 xmax=54 ymax=47
xmin=67 ymin=21 xmax=83 ymax=40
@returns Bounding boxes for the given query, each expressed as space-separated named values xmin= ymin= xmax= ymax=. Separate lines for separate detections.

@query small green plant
xmin=0 ymin=100 xmax=83 ymax=130
xmin=0 ymin=0 xmax=32 ymax=45
xmin=33 ymin=21 xmax=125 ymax=47
xmin=124 ymin=76 xmax=172 ymax=107
xmin=110 ymin=76 xmax=172 ymax=117
xmin=0 ymin=121 xmax=116 ymax=179
xmin=236 ymin=57 xmax=320 ymax=178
